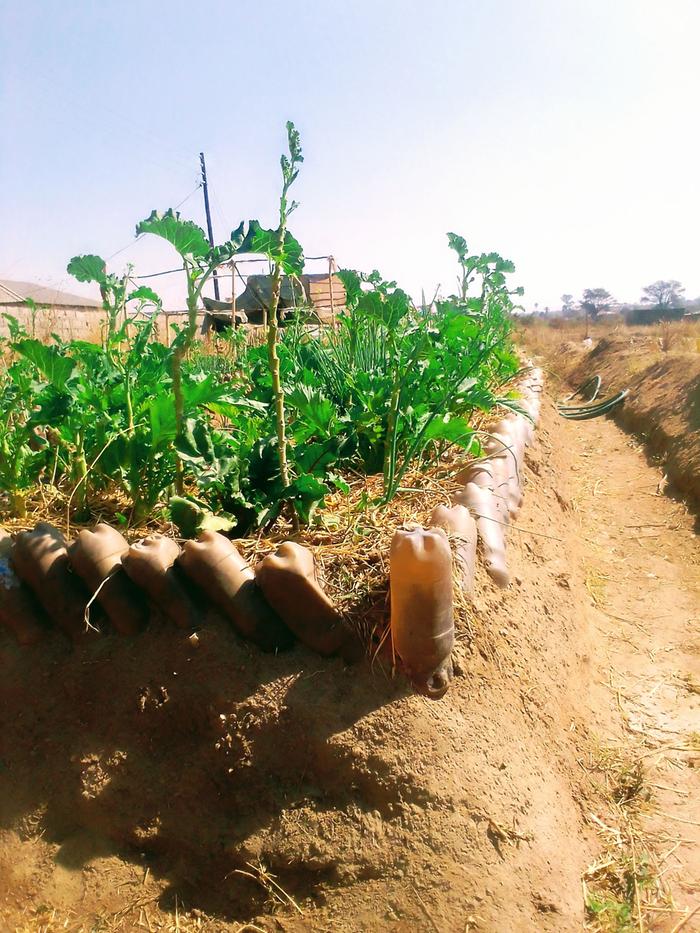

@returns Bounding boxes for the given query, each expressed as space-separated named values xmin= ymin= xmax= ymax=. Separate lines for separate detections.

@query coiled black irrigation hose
xmin=557 ymin=376 xmax=628 ymax=420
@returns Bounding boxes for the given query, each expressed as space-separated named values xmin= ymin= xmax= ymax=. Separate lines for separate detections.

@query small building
xmin=0 ymin=279 xmax=102 ymax=341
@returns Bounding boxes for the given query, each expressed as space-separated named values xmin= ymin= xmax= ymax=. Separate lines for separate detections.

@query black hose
xmin=558 ymin=390 xmax=628 ymax=420
xmin=563 ymin=375 xmax=601 ymax=404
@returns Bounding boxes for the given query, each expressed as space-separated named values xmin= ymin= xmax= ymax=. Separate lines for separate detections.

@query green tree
xmin=641 ymin=279 xmax=685 ymax=308
xmin=581 ymin=288 xmax=614 ymax=319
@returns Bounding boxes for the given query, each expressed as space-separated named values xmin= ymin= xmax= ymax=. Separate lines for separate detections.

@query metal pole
xmin=199 ymin=151 xmax=220 ymax=301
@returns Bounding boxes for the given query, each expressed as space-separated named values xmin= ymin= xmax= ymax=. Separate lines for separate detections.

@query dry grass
xmin=6 ymin=903 xmax=274 ymax=932
xmin=582 ymin=745 xmax=669 ymax=932
xmin=519 ymin=316 xmax=700 ymax=365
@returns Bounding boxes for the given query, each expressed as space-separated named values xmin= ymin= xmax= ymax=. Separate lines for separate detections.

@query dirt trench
xmin=562 ymin=406 xmax=700 ymax=931
xmin=0 ymin=394 xmax=698 ymax=932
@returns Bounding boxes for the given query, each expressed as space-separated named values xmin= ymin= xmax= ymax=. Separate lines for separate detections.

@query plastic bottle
xmin=123 ymin=534 xmax=200 ymax=630
xmin=69 ymin=524 xmax=148 ymax=636
xmin=429 ymin=504 xmax=477 ymax=595
xmin=0 ymin=529 xmax=46 ymax=646
xmin=256 ymin=541 xmax=361 ymax=659
xmin=11 ymin=523 xmax=90 ymax=639
xmin=481 ymin=432 xmax=523 ymax=519
xmin=455 ymin=484 xmax=510 ymax=588
xmin=177 ymin=530 xmax=294 ymax=652
xmin=390 ymin=526 xmax=454 ymax=699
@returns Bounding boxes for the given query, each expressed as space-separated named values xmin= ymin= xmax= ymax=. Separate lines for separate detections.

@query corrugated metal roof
xmin=0 ymin=279 xmax=101 ymax=308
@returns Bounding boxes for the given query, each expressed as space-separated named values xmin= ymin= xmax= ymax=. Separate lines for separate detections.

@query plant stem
xmin=267 ymin=259 xmax=291 ymax=490
xmin=73 ymin=438 xmax=89 ymax=517
xmin=172 ymin=267 xmax=204 ymax=494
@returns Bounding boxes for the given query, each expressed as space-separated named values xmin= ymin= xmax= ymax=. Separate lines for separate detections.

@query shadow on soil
xmin=0 ymin=609 xmax=408 ymax=921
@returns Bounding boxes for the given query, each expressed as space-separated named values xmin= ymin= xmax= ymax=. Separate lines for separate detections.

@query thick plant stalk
xmin=267 ymin=259 xmax=292 ymax=491
xmin=172 ymin=344 xmax=186 ymax=493
xmin=172 ymin=273 xmax=201 ymax=494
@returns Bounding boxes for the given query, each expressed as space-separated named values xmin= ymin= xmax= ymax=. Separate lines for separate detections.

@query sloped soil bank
xmin=564 ymin=335 xmax=700 ymax=510
xmin=0 ymin=399 xmax=601 ymax=932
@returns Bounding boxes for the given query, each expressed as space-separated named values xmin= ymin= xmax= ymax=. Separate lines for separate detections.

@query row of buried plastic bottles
xmin=390 ymin=365 xmax=543 ymax=698
xmin=0 ymin=368 xmax=543 ymax=701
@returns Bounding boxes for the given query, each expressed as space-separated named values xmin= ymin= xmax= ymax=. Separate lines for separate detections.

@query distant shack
xmin=204 ymin=272 xmax=346 ymax=329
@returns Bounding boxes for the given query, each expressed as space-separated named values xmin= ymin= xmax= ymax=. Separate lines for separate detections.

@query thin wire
xmin=130 ymin=255 xmax=338 ymax=281
xmin=209 ymin=182 xmax=230 ymax=232
xmin=107 ymin=183 xmax=202 ymax=261
xmin=134 ymin=267 xmax=184 ymax=280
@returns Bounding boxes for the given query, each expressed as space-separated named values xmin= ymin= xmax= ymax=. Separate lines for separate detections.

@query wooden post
xmin=328 ymin=255 xmax=337 ymax=329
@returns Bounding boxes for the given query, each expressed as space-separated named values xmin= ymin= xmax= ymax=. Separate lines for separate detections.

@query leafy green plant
xmin=135 ymin=210 xmax=246 ymax=492
xmin=67 ymin=254 xmax=161 ymax=347
xmin=0 ymin=353 xmax=47 ymax=517
xmin=237 ymin=121 xmax=305 ymax=516
xmin=0 ymin=127 xmax=524 ymax=534
xmin=280 ymin=240 xmax=521 ymax=504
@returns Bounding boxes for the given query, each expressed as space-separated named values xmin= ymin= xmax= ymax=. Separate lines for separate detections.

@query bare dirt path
xmin=560 ymin=407 xmax=700 ymax=931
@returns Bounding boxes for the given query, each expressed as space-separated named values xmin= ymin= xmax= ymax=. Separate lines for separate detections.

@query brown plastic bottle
xmin=390 ymin=526 xmax=454 ymax=699
xmin=69 ymin=524 xmax=148 ymax=636
xmin=177 ymin=530 xmax=294 ymax=652
xmin=455 ymin=484 xmax=510 ymax=588
xmin=255 ymin=541 xmax=361 ymax=660
xmin=429 ymin=504 xmax=477 ymax=595
xmin=0 ymin=529 xmax=46 ymax=646
xmin=122 ymin=535 xmax=200 ymax=630
xmin=11 ymin=522 xmax=90 ymax=639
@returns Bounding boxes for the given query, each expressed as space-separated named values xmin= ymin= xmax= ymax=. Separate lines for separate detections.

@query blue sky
xmin=2 ymin=0 xmax=699 ymax=310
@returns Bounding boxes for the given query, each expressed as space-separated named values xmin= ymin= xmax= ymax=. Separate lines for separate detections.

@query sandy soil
xmin=571 ymin=409 xmax=700 ymax=930
xmin=1 ymin=389 xmax=699 ymax=932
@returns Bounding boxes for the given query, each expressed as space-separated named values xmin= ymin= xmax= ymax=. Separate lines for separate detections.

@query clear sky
xmin=2 ymin=0 xmax=699 ymax=311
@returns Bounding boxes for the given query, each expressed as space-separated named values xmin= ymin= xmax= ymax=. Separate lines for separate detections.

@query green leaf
xmin=238 ymin=220 xmax=304 ymax=276
xmin=149 ymin=394 xmax=177 ymax=446
xmin=13 ymin=339 xmax=75 ymax=391
xmin=1 ymin=313 xmax=24 ymax=340
xmin=287 ymin=384 xmax=338 ymax=441
xmin=67 ymin=254 xmax=107 ymax=285
xmin=286 ymin=473 xmax=329 ymax=524
xmin=208 ymin=397 xmax=268 ymax=419
xmin=168 ymin=495 xmax=205 ymax=539
xmin=328 ymin=472 xmax=350 ymax=495
xmin=199 ymin=511 xmax=236 ymax=533
xmin=169 ymin=494 xmax=235 ymax=538
xmin=128 ymin=285 xmax=161 ymax=306
xmin=286 ymin=120 xmax=303 ymax=166
xmin=423 ymin=415 xmax=474 ymax=446
xmin=446 ymin=232 xmax=468 ymax=263
xmin=136 ymin=209 xmax=210 ymax=259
